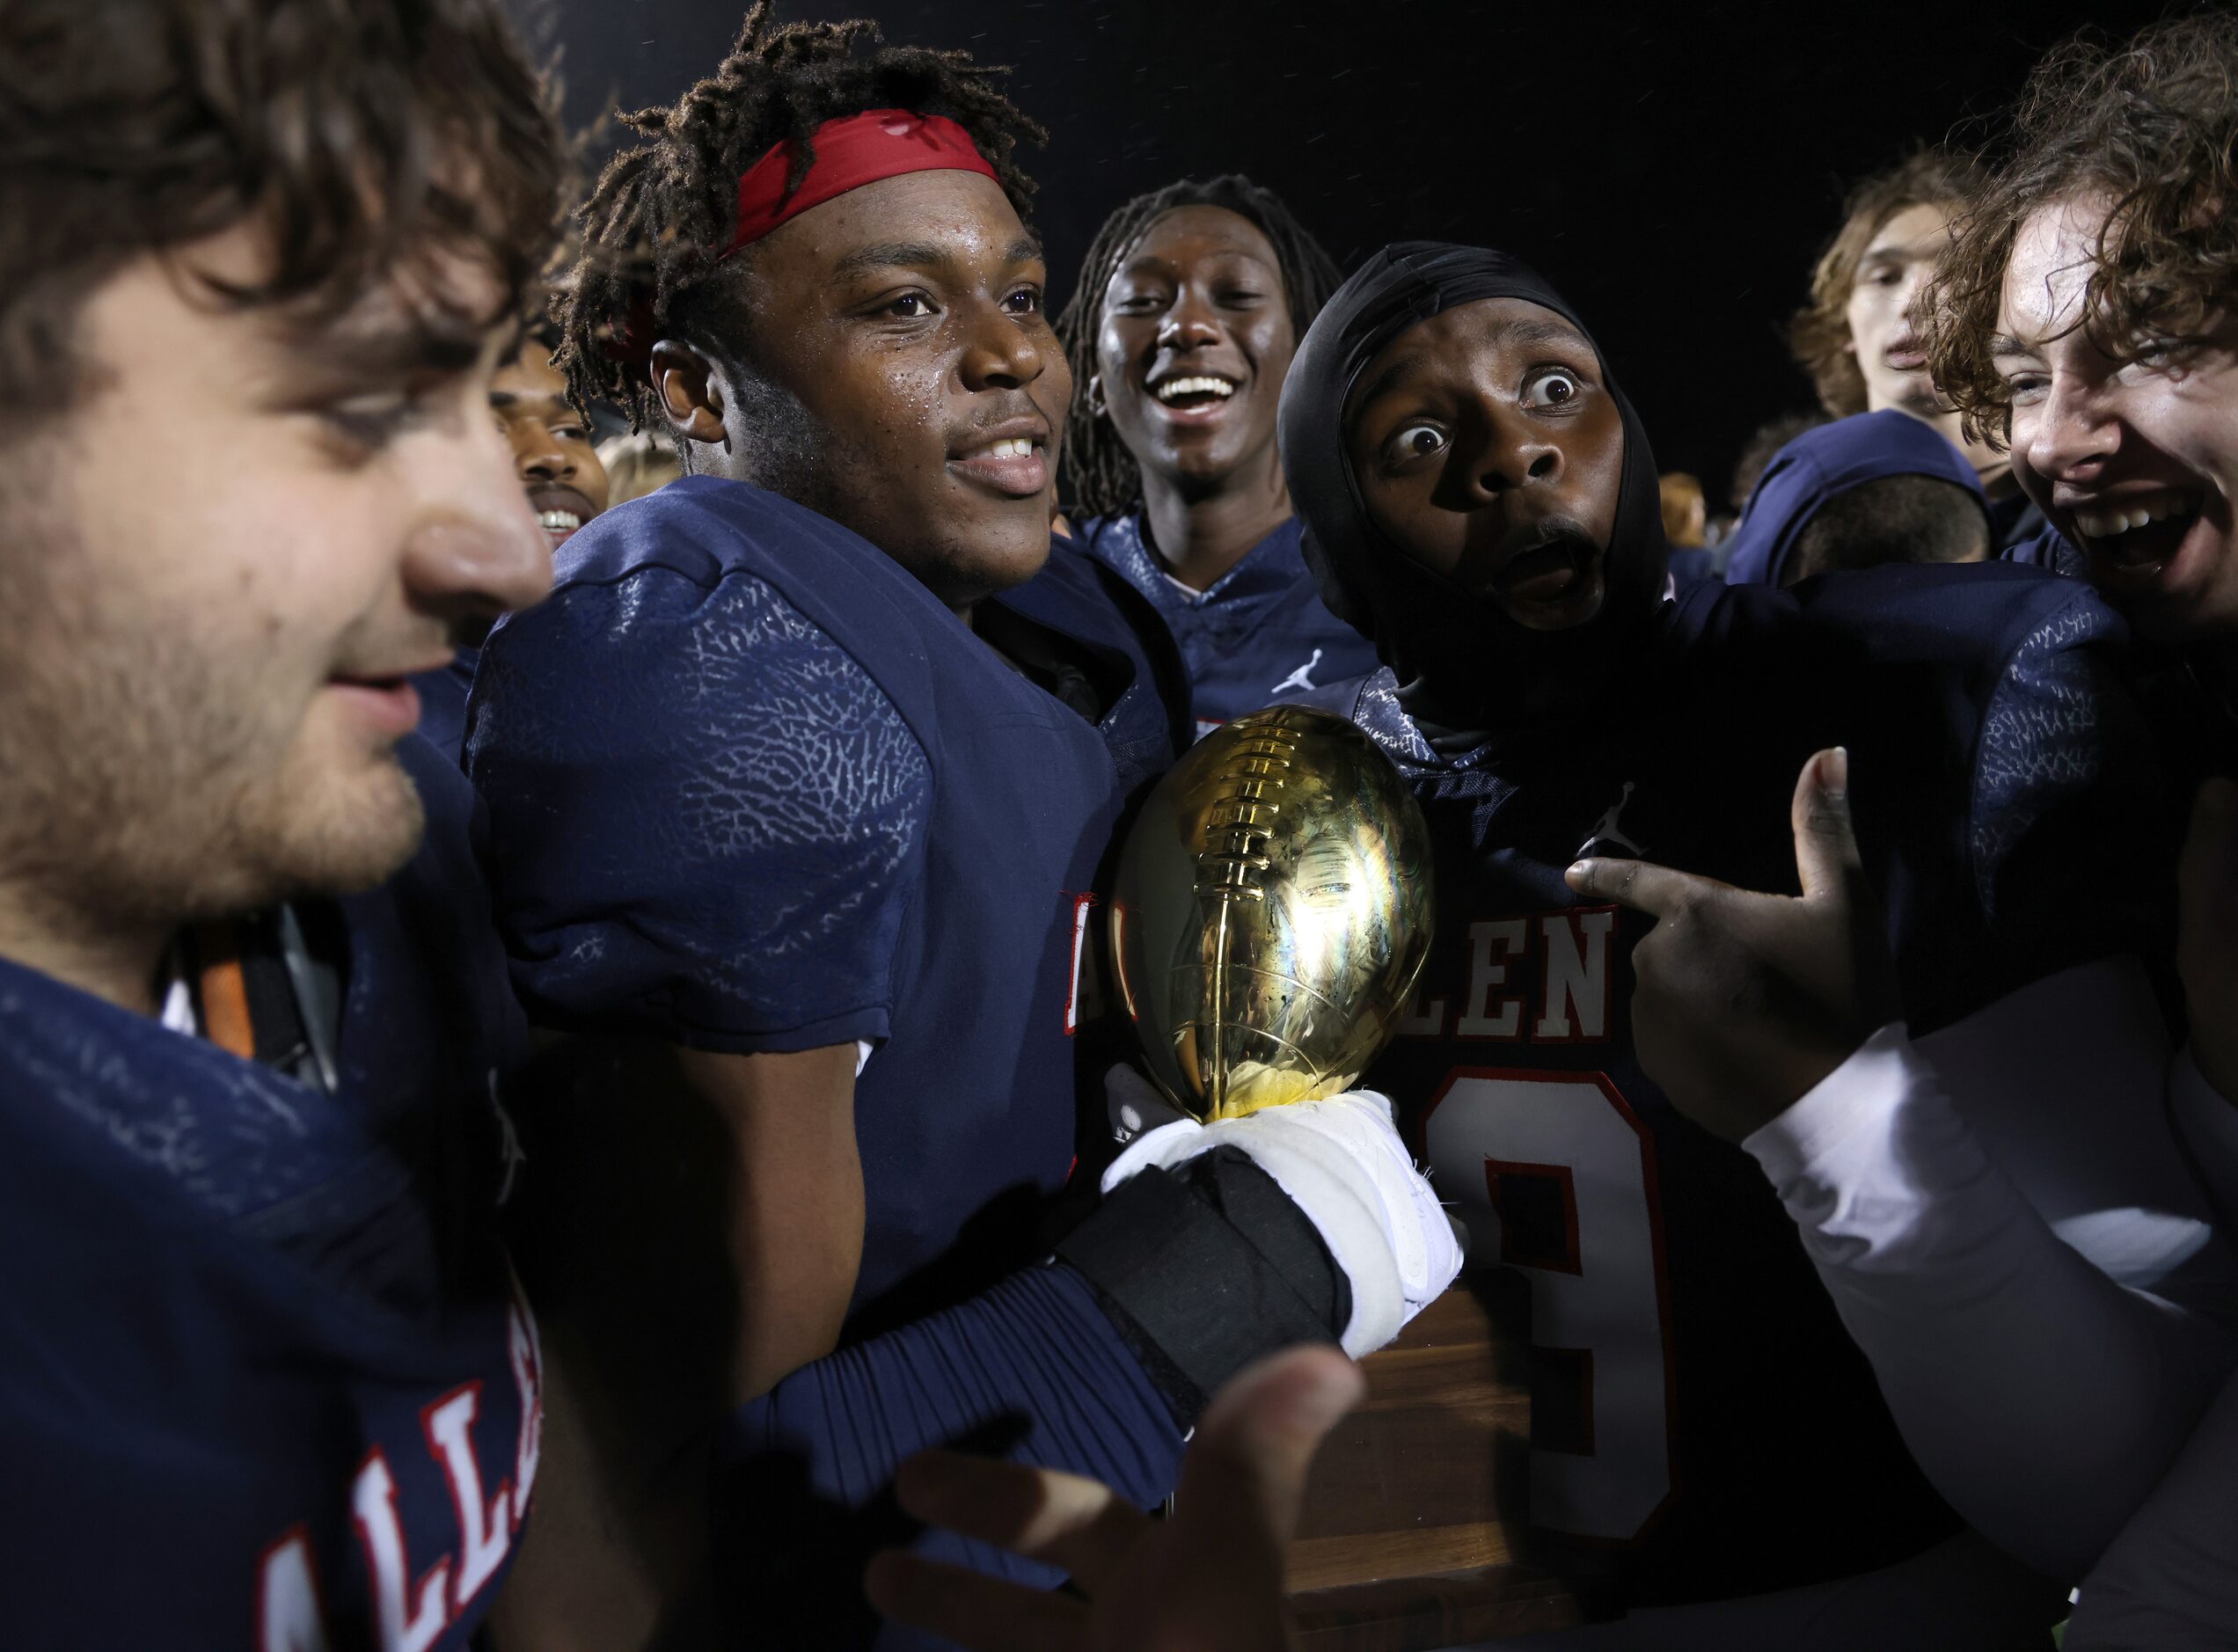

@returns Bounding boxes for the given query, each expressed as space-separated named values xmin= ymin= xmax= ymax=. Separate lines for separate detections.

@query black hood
xmin=1276 ymin=241 xmax=1669 ymax=753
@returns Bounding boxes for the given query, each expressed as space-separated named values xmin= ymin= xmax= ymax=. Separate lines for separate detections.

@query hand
xmin=1102 ymin=1089 xmax=1465 ymax=1356
xmin=2179 ymin=777 xmax=2238 ymax=1101
xmin=864 ymin=1345 xmax=1365 ymax=1652
xmin=1564 ymin=747 xmax=1901 ymax=1143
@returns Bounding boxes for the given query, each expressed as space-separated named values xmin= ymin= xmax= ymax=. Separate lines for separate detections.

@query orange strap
xmin=193 ymin=923 xmax=256 ymax=1061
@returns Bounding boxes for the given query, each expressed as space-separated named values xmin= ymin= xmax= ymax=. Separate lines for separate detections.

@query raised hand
xmin=2179 ymin=776 xmax=2238 ymax=1102
xmin=1563 ymin=747 xmax=1900 ymax=1142
xmin=863 ymin=1344 xmax=1365 ymax=1652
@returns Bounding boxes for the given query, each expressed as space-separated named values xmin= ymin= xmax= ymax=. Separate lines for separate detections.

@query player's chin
xmin=944 ymin=487 xmax=1057 ymax=586
xmin=263 ymin=743 xmax=428 ymax=897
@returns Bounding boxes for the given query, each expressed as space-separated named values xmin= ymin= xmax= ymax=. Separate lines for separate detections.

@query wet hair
xmin=1923 ymin=14 xmax=2238 ymax=449
xmin=1788 ymin=148 xmax=1990 ymax=418
xmin=0 ymin=0 xmax=564 ymax=435
xmin=1730 ymin=410 xmax=1832 ymax=513
xmin=1788 ymin=473 xmax=1990 ymax=583
xmin=1056 ymin=175 xmax=1342 ymax=520
xmin=558 ymin=3 xmax=1044 ymax=432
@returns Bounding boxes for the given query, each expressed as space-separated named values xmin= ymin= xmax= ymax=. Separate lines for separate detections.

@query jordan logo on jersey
xmin=1576 ymin=779 xmax=1642 ymax=859
xmin=1269 ymin=647 xmax=1324 ymax=695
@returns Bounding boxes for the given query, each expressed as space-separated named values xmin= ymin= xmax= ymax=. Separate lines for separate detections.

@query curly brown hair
xmin=1921 ymin=14 xmax=2238 ymax=449
xmin=0 ymin=0 xmax=565 ymax=435
xmin=556 ymin=3 xmax=1045 ymax=433
xmin=1788 ymin=148 xmax=1989 ymax=417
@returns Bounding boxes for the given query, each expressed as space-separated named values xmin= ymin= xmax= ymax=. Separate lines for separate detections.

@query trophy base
xmin=1285 ymin=1274 xmax=1580 ymax=1648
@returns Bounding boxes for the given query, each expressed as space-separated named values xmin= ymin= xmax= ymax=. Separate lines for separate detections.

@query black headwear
xmin=1276 ymin=242 xmax=1669 ymax=754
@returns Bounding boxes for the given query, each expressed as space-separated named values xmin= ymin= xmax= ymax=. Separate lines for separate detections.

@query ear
xmin=1086 ymin=372 xmax=1108 ymax=419
xmin=651 ymin=340 xmax=730 ymax=447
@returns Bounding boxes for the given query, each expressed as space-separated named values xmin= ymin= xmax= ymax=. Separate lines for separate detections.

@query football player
xmin=1571 ymin=17 xmax=2238 ymax=1644
xmin=465 ymin=11 xmax=1455 ymax=1644
xmin=1277 ymin=242 xmax=2222 ymax=1642
xmin=1057 ymin=177 xmax=1377 ymax=735
xmin=413 ymin=317 xmax=611 ymax=762
xmin=0 ymin=0 xmax=565 ymax=1642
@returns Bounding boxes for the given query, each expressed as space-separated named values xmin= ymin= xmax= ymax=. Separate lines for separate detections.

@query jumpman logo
xmin=1577 ymin=780 xmax=1642 ymax=859
xmin=1270 ymin=647 xmax=1325 ymax=696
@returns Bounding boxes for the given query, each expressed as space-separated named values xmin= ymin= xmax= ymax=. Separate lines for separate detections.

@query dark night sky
xmin=508 ymin=0 xmax=2172 ymax=500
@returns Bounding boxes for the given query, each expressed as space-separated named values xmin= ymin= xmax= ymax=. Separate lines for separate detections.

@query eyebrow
xmin=489 ymin=387 xmax=575 ymax=415
xmin=311 ymin=311 xmax=492 ymax=381
xmin=1351 ymin=315 xmax=1593 ymax=411
xmin=830 ymin=235 xmax=1045 ymax=281
xmin=1989 ymin=333 xmax=2037 ymax=360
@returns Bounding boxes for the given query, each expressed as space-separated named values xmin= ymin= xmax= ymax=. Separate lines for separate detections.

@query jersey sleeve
xmin=1966 ymin=593 xmax=2172 ymax=1006
xmin=1744 ymin=963 xmax=2238 ymax=1580
xmin=466 ymin=566 xmax=932 ymax=1054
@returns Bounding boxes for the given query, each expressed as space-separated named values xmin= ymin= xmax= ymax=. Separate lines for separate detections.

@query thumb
xmin=1791 ymin=747 xmax=1866 ymax=905
xmin=1171 ymin=1345 xmax=1365 ymax=1562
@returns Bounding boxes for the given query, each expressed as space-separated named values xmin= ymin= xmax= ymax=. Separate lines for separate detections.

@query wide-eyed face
xmin=660 ymin=168 xmax=1068 ymax=611
xmin=492 ymin=344 xmax=609 ymax=550
xmin=0 ymin=226 xmax=550 ymax=930
xmin=1998 ymin=194 xmax=2238 ymax=644
xmin=1092 ymin=204 xmax=1296 ymax=493
xmin=1344 ymin=297 xmax=1624 ymax=632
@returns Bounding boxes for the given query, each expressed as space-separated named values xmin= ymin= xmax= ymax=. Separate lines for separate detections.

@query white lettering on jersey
xmin=351 ymin=1449 xmax=451 ymax=1652
xmin=1454 ymin=919 xmax=1527 ymax=1037
xmin=423 ymin=1385 xmax=511 ymax=1610
xmin=1064 ymin=893 xmax=1097 ymax=1035
xmin=1396 ymin=972 xmax=1449 ymax=1036
xmin=1423 ymin=1069 xmax=1674 ymax=1542
xmin=507 ymin=1299 xmax=544 ymax=1529
xmin=256 ymin=1527 xmax=331 ymax=1652
xmin=1269 ymin=647 xmax=1325 ymax=696
xmin=1534 ymin=910 xmax=1615 ymax=1041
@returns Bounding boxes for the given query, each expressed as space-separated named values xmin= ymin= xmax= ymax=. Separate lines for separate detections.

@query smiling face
xmin=0 ymin=225 xmax=550 ymax=929
xmin=1997 ymin=194 xmax=2238 ymax=644
xmin=1343 ymin=297 xmax=1625 ymax=632
xmin=1093 ymin=204 xmax=1296 ymax=497
xmin=492 ymin=343 xmax=609 ymax=549
xmin=663 ymin=168 xmax=1068 ymax=612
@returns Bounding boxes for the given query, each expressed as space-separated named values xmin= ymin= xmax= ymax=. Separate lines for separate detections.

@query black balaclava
xmin=1276 ymin=242 xmax=1669 ymax=756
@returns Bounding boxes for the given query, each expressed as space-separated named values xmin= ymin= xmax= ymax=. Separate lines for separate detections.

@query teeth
xmin=985 ymin=437 xmax=1036 ymax=459
xmin=2073 ymin=499 xmax=2190 ymax=539
xmin=1153 ymin=375 xmax=1238 ymax=404
xmin=538 ymin=509 xmax=581 ymax=532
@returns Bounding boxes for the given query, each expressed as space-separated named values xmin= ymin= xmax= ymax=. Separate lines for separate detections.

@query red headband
xmin=720 ymin=108 xmax=998 ymax=259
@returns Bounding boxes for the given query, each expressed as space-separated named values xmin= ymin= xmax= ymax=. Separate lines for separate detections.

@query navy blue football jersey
xmin=1308 ymin=562 xmax=2166 ymax=1611
xmin=411 ymin=647 xmax=479 ymax=768
xmin=0 ymin=735 xmax=542 ymax=1650
xmin=467 ymin=477 xmax=1179 ymax=1323
xmin=1079 ymin=513 xmax=1379 ymax=737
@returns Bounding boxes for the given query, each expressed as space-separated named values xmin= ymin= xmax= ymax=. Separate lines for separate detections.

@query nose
xmin=1464 ymin=406 xmax=1564 ymax=502
xmin=404 ymin=434 xmax=553 ymax=625
xmin=1156 ymin=287 xmax=1222 ymax=353
xmin=508 ymin=418 xmax=574 ymax=485
xmin=957 ymin=298 xmax=1050 ymax=392
xmin=2023 ymin=369 xmax=2117 ymax=483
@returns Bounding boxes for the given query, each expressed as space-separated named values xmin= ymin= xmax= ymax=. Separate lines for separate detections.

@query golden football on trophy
xmin=1108 ymin=705 xmax=1435 ymax=1122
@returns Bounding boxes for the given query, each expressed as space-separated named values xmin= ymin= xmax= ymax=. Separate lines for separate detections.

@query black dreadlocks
xmin=1055 ymin=175 xmax=1342 ymax=523
xmin=556 ymin=3 xmax=1045 ymax=431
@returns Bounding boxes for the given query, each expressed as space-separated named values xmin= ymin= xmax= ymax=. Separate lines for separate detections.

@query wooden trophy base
xmin=1285 ymin=1274 xmax=1578 ymax=1649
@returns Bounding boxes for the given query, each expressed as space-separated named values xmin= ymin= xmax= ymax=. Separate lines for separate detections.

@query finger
xmin=1790 ymin=747 xmax=1867 ymax=906
xmin=892 ymin=1450 xmax=1152 ymax=1595
xmin=863 ymin=1549 xmax=1086 ymax=1652
xmin=1565 ymin=857 xmax=1733 ymax=916
xmin=1172 ymin=1345 xmax=1366 ymax=1562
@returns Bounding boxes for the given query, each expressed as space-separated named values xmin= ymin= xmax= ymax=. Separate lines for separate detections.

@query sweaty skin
xmin=652 ymin=167 xmax=1070 ymax=618
xmin=1342 ymin=296 xmax=1623 ymax=632
xmin=1091 ymin=204 xmax=1298 ymax=590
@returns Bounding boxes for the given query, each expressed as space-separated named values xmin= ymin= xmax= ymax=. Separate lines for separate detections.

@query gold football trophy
xmin=1108 ymin=705 xmax=1435 ymax=1122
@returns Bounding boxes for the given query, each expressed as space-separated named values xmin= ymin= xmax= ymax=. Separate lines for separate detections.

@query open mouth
xmin=1487 ymin=530 xmax=1606 ymax=629
xmin=1148 ymin=373 xmax=1240 ymax=421
xmin=528 ymin=485 xmax=598 ymax=547
xmin=948 ymin=433 xmax=1050 ymax=498
xmin=536 ymin=508 xmax=581 ymax=538
xmin=325 ymin=670 xmax=428 ymax=740
xmin=2069 ymin=490 xmax=2203 ymax=581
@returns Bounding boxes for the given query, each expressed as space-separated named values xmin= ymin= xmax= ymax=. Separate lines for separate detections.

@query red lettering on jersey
xmin=256 ymin=1525 xmax=331 ymax=1652
xmin=422 ymin=1383 xmax=511 ymax=1612
xmin=351 ymin=1448 xmax=451 ymax=1652
xmin=507 ymin=1298 xmax=544 ymax=1530
xmin=1533 ymin=907 xmax=1615 ymax=1042
xmin=1454 ymin=918 xmax=1527 ymax=1038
